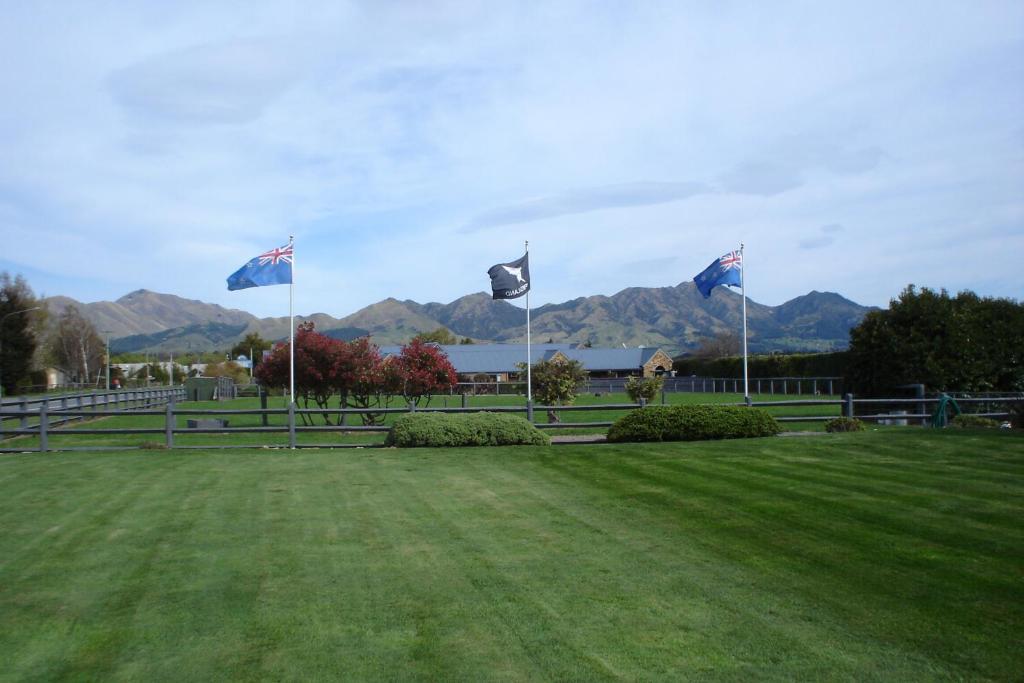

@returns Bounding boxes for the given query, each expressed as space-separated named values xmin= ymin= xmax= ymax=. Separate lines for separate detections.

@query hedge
xmin=949 ymin=414 xmax=1001 ymax=429
xmin=824 ymin=417 xmax=865 ymax=433
xmin=607 ymin=405 xmax=780 ymax=443
xmin=672 ymin=351 xmax=849 ymax=380
xmin=385 ymin=412 xmax=550 ymax=448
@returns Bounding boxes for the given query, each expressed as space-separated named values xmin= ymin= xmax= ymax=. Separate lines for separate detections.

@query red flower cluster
xmin=254 ymin=323 xmax=458 ymax=423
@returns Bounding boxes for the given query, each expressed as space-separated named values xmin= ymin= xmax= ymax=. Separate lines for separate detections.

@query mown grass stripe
xmin=1 ymin=433 xmax=1022 ymax=680
xmin=530 ymin=443 xmax=1023 ymax=677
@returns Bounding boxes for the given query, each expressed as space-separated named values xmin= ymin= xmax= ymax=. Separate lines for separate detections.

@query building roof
xmin=544 ymin=347 xmax=667 ymax=371
xmin=378 ymin=343 xmax=573 ymax=374
xmin=378 ymin=343 xmax=667 ymax=374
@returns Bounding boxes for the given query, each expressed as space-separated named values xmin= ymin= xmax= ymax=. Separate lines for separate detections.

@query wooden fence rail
xmin=1 ymin=393 xmax=1019 ymax=453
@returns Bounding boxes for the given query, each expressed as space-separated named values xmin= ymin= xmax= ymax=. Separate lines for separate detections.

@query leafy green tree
xmin=0 ymin=272 xmax=43 ymax=395
xmin=846 ymin=285 xmax=1024 ymax=395
xmin=202 ymin=360 xmax=249 ymax=384
xmin=231 ymin=332 xmax=272 ymax=366
xmin=133 ymin=362 xmax=186 ymax=385
xmin=413 ymin=327 xmax=457 ymax=345
xmin=459 ymin=337 xmax=475 ymax=344
xmin=625 ymin=375 xmax=663 ymax=403
xmin=521 ymin=358 xmax=588 ymax=422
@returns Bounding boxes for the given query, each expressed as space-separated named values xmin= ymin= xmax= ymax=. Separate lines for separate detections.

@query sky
xmin=1 ymin=1 xmax=1022 ymax=318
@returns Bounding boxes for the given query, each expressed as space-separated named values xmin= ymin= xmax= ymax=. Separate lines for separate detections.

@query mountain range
xmin=42 ymin=284 xmax=876 ymax=356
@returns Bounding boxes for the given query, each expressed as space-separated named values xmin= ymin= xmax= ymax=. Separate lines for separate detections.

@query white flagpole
xmin=741 ymin=242 xmax=749 ymax=402
xmin=289 ymin=235 xmax=295 ymax=406
xmin=525 ymin=240 xmax=532 ymax=409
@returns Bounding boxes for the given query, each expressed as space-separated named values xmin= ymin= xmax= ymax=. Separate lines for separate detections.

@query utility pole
xmin=104 ymin=330 xmax=112 ymax=391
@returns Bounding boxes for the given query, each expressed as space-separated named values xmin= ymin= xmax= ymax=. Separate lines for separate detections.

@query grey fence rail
xmin=0 ymin=393 xmax=1020 ymax=453
xmin=0 ymin=388 xmax=185 ymax=436
xmin=457 ymin=377 xmax=844 ymax=396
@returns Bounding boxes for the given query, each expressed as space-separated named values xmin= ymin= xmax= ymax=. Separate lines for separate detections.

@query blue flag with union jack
xmin=694 ymin=250 xmax=742 ymax=298
xmin=227 ymin=243 xmax=293 ymax=291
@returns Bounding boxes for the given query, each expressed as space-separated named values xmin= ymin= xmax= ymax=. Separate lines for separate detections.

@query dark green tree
xmin=846 ymin=285 xmax=1024 ymax=395
xmin=202 ymin=360 xmax=249 ymax=384
xmin=231 ymin=332 xmax=272 ymax=366
xmin=412 ymin=327 xmax=457 ymax=345
xmin=0 ymin=273 xmax=43 ymax=395
xmin=520 ymin=358 xmax=588 ymax=422
xmin=625 ymin=375 xmax=664 ymax=403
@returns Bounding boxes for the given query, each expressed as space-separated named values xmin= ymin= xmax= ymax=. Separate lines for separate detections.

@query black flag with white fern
xmin=487 ymin=253 xmax=530 ymax=300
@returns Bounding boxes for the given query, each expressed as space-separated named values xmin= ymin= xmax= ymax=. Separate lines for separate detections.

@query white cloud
xmin=1 ymin=1 xmax=1022 ymax=318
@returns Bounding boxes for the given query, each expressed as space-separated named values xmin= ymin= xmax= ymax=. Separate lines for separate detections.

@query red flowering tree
xmin=255 ymin=322 xmax=341 ymax=424
xmin=392 ymin=339 xmax=458 ymax=408
xmin=332 ymin=336 xmax=392 ymax=425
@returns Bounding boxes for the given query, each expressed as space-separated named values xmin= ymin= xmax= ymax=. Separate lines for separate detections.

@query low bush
xmin=825 ymin=417 xmax=865 ymax=433
xmin=949 ymin=414 xmax=1000 ymax=429
xmin=385 ymin=412 xmax=550 ymax=448
xmin=1010 ymin=402 xmax=1024 ymax=429
xmin=625 ymin=375 xmax=663 ymax=404
xmin=607 ymin=405 xmax=779 ymax=443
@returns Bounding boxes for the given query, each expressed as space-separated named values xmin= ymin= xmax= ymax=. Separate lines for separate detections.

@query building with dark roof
xmin=378 ymin=343 xmax=674 ymax=381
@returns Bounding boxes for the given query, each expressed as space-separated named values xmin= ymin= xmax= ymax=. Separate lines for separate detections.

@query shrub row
xmin=949 ymin=414 xmax=1001 ymax=429
xmin=824 ymin=417 xmax=865 ymax=433
xmin=672 ymin=351 xmax=849 ymax=381
xmin=1010 ymin=402 xmax=1024 ymax=429
xmin=385 ymin=412 xmax=550 ymax=448
xmin=607 ymin=405 xmax=780 ymax=443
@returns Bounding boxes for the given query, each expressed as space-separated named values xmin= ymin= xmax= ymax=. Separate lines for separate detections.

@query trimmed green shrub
xmin=824 ymin=417 xmax=865 ymax=433
xmin=607 ymin=405 xmax=780 ymax=443
xmin=949 ymin=414 xmax=1000 ymax=429
xmin=385 ymin=412 xmax=550 ymax=448
xmin=625 ymin=375 xmax=663 ymax=403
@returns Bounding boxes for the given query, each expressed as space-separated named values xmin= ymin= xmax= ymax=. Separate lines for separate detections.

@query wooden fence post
xmin=260 ymin=388 xmax=268 ymax=427
xmin=844 ymin=393 xmax=854 ymax=418
xmin=288 ymin=402 xmax=296 ymax=449
xmin=165 ymin=399 xmax=175 ymax=448
xmin=39 ymin=404 xmax=48 ymax=453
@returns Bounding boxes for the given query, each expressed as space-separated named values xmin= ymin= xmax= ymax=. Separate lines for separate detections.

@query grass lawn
xmin=1 ymin=430 xmax=1021 ymax=680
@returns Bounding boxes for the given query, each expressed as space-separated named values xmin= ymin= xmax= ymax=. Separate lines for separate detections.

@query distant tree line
xmin=6 ymin=270 xmax=1020 ymax=400
xmin=673 ymin=351 xmax=849 ymax=381
xmin=845 ymin=286 xmax=1023 ymax=396
xmin=675 ymin=285 xmax=1023 ymax=397
xmin=0 ymin=273 xmax=45 ymax=395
